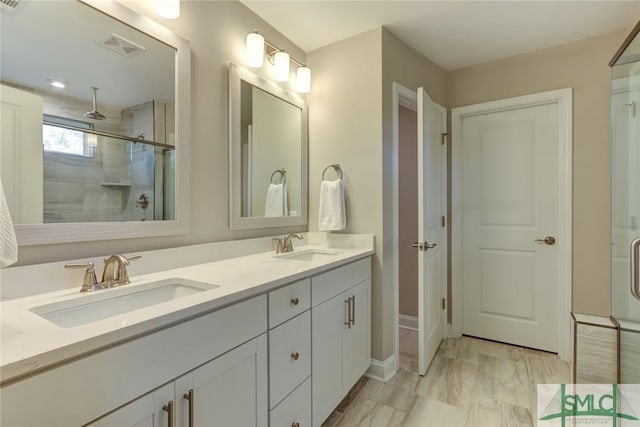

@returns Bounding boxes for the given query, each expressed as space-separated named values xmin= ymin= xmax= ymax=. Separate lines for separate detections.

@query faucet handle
xmin=125 ymin=254 xmax=142 ymax=262
xmin=273 ymin=237 xmax=285 ymax=254
xmin=65 ymin=262 xmax=101 ymax=292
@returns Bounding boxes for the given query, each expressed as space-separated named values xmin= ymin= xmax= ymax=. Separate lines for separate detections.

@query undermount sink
xmin=30 ymin=278 xmax=219 ymax=328
xmin=274 ymin=248 xmax=341 ymax=262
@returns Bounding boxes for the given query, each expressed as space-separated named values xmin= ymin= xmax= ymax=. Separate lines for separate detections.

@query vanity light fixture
xmin=244 ymin=30 xmax=311 ymax=92
xmin=246 ymin=31 xmax=265 ymax=68
xmin=273 ymin=51 xmax=290 ymax=82
xmin=296 ymin=66 xmax=311 ymax=94
xmin=155 ymin=0 xmax=179 ymax=19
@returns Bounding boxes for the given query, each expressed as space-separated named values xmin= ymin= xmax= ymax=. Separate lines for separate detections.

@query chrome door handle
xmin=424 ymin=242 xmax=437 ymax=250
xmin=534 ymin=236 xmax=556 ymax=245
xmin=413 ymin=242 xmax=436 ymax=250
xmin=631 ymin=237 xmax=640 ymax=301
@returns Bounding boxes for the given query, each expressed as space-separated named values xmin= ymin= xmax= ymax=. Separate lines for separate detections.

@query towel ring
xmin=322 ymin=164 xmax=343 ymax=181
xmin=270 ymin=168 xmax=286 ymax=185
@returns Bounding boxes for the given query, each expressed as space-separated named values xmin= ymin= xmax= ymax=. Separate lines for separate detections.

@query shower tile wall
xmin=43 ymin=141 xmax=155 ymax=223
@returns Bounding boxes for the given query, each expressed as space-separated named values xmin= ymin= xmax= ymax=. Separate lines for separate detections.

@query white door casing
xmin=417 ymin=87 xmax=446 ymax=375
xmin=451 ymin=88 xmax=572 ymax=360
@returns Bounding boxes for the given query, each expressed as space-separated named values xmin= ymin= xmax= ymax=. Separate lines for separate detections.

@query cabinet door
xmin=311 ymin=293 xmax=346 ymax=427
xmin=180 ymin=334 xmax=268 ymax=427
xmin=88 ymin=383 xmax=174 ymax=427
xmin=342 ymin=279 xmax=371 ymax=390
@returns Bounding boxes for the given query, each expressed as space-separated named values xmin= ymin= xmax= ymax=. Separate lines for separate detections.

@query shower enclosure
xmin=610 ymin=21 xmax=640 ymax=383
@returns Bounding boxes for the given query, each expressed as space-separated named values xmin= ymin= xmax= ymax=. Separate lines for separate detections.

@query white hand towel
xmin=265 ymin=183 xmax=288 ymax=217
xmin=0 ymin=179 xmax=18 ymax=268
xmin=319 ymin=179 xmax=346 ymax=231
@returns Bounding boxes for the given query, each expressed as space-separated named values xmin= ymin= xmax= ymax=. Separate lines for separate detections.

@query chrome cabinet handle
xmin=292 ymin=423 xmax=300 ymax=427
xmin=631 ymin=237 xmax=640 ymax=301
xmin=163 ymin=401 xmax=174 ymax=427
xmin=183 ymin=389 xmax=194 ymax=427
xmin=290 ymin=297 xmax=299 ymax=306
xmin=291 ymin=352 xmax=300 ymax=361
xmin=344 ymin=299 xmax=352 ymax=328
xmin=534 ymin=236 xmax=556 ymax=245
xmin=350 ymin=295 xmax=356 ymax=326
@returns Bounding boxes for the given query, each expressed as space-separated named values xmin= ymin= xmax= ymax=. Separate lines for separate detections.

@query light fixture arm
xmin=264 ymin=39 xmax=306 ymax=68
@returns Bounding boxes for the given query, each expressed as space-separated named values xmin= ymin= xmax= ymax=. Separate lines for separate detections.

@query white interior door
xmin=417 ymin=87 xmax=446 ymax=375
xmin=0 ymin=83 xmax=43 ymax=224
xmin=461 ymin=103 xmax=559 ymax=352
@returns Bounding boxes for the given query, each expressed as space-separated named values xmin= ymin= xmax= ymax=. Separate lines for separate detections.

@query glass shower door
xmin=611 ymin=24 xmax=640 ymax=384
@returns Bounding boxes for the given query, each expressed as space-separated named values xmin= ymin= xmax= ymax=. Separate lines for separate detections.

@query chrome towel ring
xmin=322 ymin=164 xmax=343 ymax=181
xmin=270 ymin=168 xmax=286 ymax=185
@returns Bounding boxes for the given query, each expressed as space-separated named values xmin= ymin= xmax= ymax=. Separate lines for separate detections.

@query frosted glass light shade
xmin=246 ymin=32 xmax=264 ymax=68
xmin=273 ymin=51 xmax=290 ymax=82
xmin=296 ymin=67 xmax=311 ymax=93
xmin=155 ymin=0 xmax=180 ymax=19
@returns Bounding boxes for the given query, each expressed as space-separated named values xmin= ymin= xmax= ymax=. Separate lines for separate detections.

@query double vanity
xmin=0 ymin=234 xmax=373 ymax=427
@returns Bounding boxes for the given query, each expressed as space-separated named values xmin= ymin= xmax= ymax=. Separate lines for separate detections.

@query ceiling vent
xmin=99 ymin=33 xmax=146 ymax=57
xmin=0 ymin=0 xmax=21 ymax=11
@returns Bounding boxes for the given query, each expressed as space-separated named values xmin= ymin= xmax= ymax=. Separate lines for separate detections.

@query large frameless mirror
xmin=229 ymin=64 xmax=308 ymax=230
xmin=0 ymin=0 xmax=190 ymax=245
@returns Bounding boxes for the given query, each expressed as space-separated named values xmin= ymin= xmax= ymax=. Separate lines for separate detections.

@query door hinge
xmin=442 ymin=298 xmax=446 ymax=310
xmin=441 ymin=216 xmax=446 ymax=228
xmin=441 ymin=132 xmax=448 ymax=145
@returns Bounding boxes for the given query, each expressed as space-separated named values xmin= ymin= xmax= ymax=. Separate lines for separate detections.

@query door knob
xmin=534 ymin=236 xmax=556 ymax=245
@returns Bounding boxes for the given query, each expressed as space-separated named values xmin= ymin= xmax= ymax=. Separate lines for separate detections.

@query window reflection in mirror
xmin=0 ymin=0 xmax=176 ymax=225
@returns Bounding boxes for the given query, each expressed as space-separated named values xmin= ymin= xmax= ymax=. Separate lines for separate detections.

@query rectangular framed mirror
xmin=0 ymin=0 xmax=190 ymax=245
xmin=229 ymin=64 xmax=308 ymax=230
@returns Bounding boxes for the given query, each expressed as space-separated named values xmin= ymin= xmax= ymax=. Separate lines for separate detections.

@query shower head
xmin=84 ymin=86 xmax=106 ymax=120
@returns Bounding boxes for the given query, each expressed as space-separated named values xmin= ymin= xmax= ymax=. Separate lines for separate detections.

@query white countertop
xmin=0 ymin=241 xmax=373 ymax=385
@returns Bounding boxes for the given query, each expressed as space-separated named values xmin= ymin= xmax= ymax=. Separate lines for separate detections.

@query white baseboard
xmin=365 ymin=356 xmax=396 ymax=383
xmin=399 ymin=314 xmax=418 ymax=331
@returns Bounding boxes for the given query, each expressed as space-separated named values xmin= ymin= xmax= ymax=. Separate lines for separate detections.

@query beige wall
xmin=14 ymin=1 xmax=306 ymax=266
xmin=448 ymin=30 xmax=627 ymax=317
xmin=308 ymin=27 xmax=447 ymax=361
xmin=307 ymin=29 xmax=385 ymax=358
xmin=398 ymin=106 xmax=418 ymax=318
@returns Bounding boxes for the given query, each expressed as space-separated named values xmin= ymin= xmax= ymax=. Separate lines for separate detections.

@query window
xmin=43 ymin=115 xmax=95 ymax=157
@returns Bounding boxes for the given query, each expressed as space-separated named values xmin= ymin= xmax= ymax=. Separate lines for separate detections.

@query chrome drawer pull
xmin=290 ymin=297 xmax=299 ymax=306
xmin=291 ymin=352 xmax=300 ymax=361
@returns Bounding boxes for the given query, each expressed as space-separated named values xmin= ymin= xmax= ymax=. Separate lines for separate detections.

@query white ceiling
xmin=241 ymin=1 xmax=640 ymax=71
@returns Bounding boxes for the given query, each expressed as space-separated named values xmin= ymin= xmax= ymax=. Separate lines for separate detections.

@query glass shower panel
xmin=611 ymin=23 xmax=640 ymax=384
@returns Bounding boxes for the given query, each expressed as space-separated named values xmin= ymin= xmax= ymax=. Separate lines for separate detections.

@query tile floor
xmin=322 ymin=329 xmax=570 ymax=427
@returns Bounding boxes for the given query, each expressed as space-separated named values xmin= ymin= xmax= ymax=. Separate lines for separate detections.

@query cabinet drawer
xmin=269 ymin=278 xmax=311 ymax=328
xmin=270 ymin=377 xmax=311 ymax=427
xmin=269 ymin=310 xmax=311 ymax=408
xmin=312 ymin=257 xmax=371 ymax=306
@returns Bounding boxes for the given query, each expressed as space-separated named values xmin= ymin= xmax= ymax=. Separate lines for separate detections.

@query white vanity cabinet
xmin=0 ymin=295 xmax=268 ymax=427
xmin=311 ymin=258 xmax=371 ymax=427
xmin=88 ymin=335 xmax=268 ymax=427
xmin=267 ymin=278 xmax=312 ymax=427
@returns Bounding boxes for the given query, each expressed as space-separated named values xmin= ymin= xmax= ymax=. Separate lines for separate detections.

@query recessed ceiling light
xmin=48 ymin=79 xmax=67 ymax=89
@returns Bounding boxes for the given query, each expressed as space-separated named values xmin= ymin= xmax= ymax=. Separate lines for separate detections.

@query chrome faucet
xmin=283 ymin=233 xmax=303 ymax=253
xmin=102 ymin=254 xmax=131 ymax=287
xmin=65 ymin=254 xmax=141 ymax=292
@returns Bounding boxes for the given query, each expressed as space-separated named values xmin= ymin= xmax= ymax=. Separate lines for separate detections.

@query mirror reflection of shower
xmin=84 ymin=87 xmax=106 ymax=121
